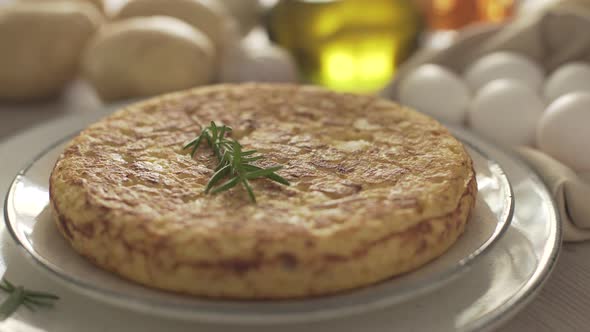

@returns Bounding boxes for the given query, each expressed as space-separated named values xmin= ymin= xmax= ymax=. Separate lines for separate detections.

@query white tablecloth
xmin=1 ymin=84 xmax=589 ymax=332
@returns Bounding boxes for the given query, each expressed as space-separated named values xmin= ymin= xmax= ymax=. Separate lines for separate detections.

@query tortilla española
xmin=49 ymin=83 xmax=477 ymax=299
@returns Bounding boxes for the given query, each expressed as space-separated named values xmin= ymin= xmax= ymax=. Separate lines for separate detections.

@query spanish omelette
xmin=49 ymin=84 xmax=477 ymax=299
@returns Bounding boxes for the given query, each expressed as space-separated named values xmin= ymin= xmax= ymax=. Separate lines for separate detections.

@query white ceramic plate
xmin=0 ymin=112 xmax=560 ymax=332
xmin=3 ymin=126 xmax=513 ymax=324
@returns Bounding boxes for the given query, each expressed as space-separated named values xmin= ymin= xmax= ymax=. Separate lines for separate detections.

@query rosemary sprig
xmin=0 ymin=279 xmax=59 ymax=320
xmin=184 ymin=122 xmax=290 ymax=203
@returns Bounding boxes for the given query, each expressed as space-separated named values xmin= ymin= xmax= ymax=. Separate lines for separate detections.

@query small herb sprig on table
xmin=184 ymin=122 xmax=290 ymax=203
xmin=0 ymin=279 xmax=59 ymax=320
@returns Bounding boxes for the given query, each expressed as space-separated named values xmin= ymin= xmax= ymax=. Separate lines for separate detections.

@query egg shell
xmin=544 ymin=62 xmax=590 ymax=102
xmin=398 ymin=64 xmax=470 ymax=124
xmin=218 ymin=0 xmax=260 ymax=35
xmin=219 ymin=42 xmax=298 ymax=83
xmin=464 ymin=52 xmax=545 ymax=92
xmin=468 ymin=79 xmax=545 ymax=146
xmin=537 ymin=92 xmax=590 ymax=171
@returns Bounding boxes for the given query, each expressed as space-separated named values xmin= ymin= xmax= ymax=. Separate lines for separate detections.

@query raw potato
xmin=19 ymin=0 xmax=105 ymax=13
xmin=114 ymin=0 xmax=232 ymax=52
xmin=0 ymin=3 xmax=102 ymax=101
xmin=82 ymin=16 xmax=215 ymax=101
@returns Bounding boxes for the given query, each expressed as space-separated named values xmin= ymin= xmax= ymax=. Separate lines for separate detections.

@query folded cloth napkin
xmin=518 ymin=147 xmax=590 ymax=241
xmin=381 ymin=1 xmax=590 ymax=241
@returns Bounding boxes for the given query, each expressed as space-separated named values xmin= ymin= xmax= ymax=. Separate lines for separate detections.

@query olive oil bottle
xmin=267 ymin=0 xmax=422 ymax=93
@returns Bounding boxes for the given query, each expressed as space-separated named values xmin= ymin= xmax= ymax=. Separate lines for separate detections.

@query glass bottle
xmin=267 ymin=0 xmax=422 ymax=93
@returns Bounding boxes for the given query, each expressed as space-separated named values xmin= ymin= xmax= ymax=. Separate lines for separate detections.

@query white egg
xmin=537 ymin=92 xmax=590 ymax=171
xmin=219 ymin=41 xmax=299 ymax=83
xmin=218 ymin=0 xmax=260 ymax=35
xmin=464 ymin=52 xmax=545 ymax=92
xmin=468 ymin=79 xmax=545 ymax=146
xmin=544 ymin=62 xmax=590 ymax=102
xmin=398 ymin=64 xmax=470 ymax=124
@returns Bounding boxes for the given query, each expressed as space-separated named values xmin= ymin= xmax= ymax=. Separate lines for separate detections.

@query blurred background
xmin=0 ymin=0 xmax=563 ymax=140
xmin=0 ymin=0 xmax=557 ymax=98
xmin=265 ymin=0 xmax=524 ymax=93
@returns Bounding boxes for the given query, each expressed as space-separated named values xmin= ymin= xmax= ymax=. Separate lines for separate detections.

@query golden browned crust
xmin=49 ymin=84 xmax=477 ymax=299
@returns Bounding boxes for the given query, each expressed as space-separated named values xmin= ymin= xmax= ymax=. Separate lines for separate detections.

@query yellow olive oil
xmin=267 ymin=0 xmax=422 ymax=93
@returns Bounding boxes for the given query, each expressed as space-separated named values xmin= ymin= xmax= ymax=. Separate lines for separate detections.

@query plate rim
xmin=4 ymin=128 xmax=517 ymax=325
xmin=455 ymin=132 xmax=563 ymax=332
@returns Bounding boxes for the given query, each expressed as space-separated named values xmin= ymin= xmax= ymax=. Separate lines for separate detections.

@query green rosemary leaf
xmin=210 ymin=176 xmax=240 ymax=194
xmin=0 ymin=279 xmax=59 ymax=320
xmin=182 ymin=136 xmax=200 ymax=150
xmin=221 ymin=140 xmax=235 ymax=149
xmin=0 ymin=287 xmax=25 ymax=321
xmin=266 ymin=173 xmax=290 ymax=186
xmin=0 ymin=284 xmax=10 ymax=294
xmin=242 ymin=178 xmax=256 ymax=203
xmin=204 ymin=132 xmax=213 ymax=148
xmin=219 ymin=126 xmax=229 ymax=140
xmin=215 ymin=152 xmax=230 ymax=172
xmin=23 ymin=298 xmax=56 ymax=308
xmin=242 ymin=156 xmax=265 ymax=162
xmin=22 ymin=290 xmax=60 ymax=300
xmin=186 ymin=136 xmax=203 ymax=157
xmin=232 ymin=141 xmax=242 ymax=167
xmin=241 ymin=164 xmax=262 ymax=171
xmin=242 ymin=164 xmax=291 ymax=185
xmin=22 ymin=302 xmax=35 ymax=312
xmin=2 ymin=280 xmax=14 ymax=292
xmin=205 ymin=164 xmax=231 ymax=193
xmin=245 ymin=166 xmax=283 ymax=179
xmin=210 ymin=121 xmax=218 ymax=140
xmin=185 ymin=122 xmax=290 ymax=202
